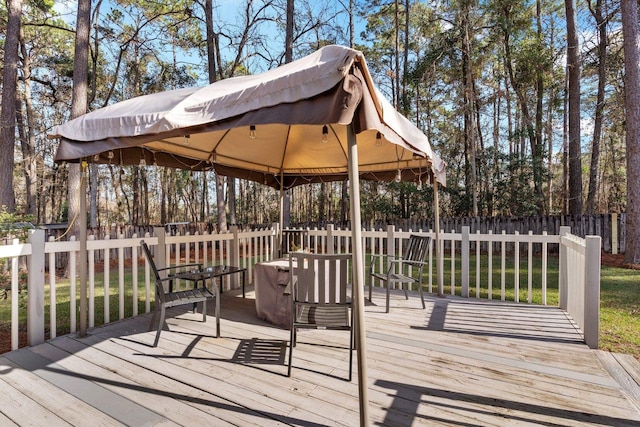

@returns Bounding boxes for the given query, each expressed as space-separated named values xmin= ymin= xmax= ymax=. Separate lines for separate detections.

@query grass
xmin=598 ymin=265 xmax=640 ymax=358
xmin=0 ymin=255 xmax=638 ymax=360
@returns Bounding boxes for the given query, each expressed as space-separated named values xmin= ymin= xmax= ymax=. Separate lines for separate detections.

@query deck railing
xmin=0 ymin=224 xmax=600 ymax=351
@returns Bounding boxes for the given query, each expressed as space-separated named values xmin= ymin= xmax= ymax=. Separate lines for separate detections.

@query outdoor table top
xmin=172 ymin=265 xmax=247 ymax=298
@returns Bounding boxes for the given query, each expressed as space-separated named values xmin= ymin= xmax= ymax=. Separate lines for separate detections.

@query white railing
xmin=0 ymin=223 xmax=600 ymax=351
xmin=559 ymin=227 xmax=601 ymax=349
xmin=292 ymin=225 xmax=559 ymax=301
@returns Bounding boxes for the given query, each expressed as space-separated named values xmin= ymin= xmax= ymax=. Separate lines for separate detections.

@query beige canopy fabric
xmin=51 ymin=45 xmax=446 ymax=188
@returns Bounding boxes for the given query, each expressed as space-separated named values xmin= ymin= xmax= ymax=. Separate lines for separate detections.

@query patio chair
xmin=368 ymin=234 xmax=430 ymax=313
xmin=288 ymin=252 xmax=354 ymax=381
xmin=141 ymin=241 xmax=219 ymax=347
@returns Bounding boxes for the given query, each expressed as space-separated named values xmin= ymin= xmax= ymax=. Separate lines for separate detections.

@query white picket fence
xmin=0 ymin=224 xmax=600 ymax=352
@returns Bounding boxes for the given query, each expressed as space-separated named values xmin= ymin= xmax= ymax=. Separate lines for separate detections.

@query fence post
xmin=584 ymin=236 xmax=601 ymax=349
xmin=27 ymin=229 xmax=45 ymax=346
xmin=461 ymin=226 xmax=469 ymax=298
xmin=272 ymin=222 xmax=279 ymax=259
xmin=611 ymin=213 xmax=618 ymax=255
xmin=154 ymin=226 xmax=167 ymax=271
xmin=559 ymin=226 xmax=570 ymax=310
xmin=387 ymin=225 xmax=395 ymax=258
xmin=327 ymin=224 xmax=335 ymax=254
xmin=231 ymin=225 xmax=240 ymax=288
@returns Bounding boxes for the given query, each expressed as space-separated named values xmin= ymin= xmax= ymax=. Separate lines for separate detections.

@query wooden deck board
xmin=0 ymin=355 xmax=122 ymax=426
xmin=1 ymin=288 xmax=640 ymax=426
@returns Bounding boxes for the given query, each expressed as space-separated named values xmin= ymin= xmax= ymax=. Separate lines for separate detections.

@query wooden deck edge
xmin=596 ymin=350 xmax=640 ymax=412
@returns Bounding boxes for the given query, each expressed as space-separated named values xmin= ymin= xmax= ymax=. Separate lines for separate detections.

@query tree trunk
xmin=462 ymin=4 xmax=478 ymax=216
xmin=586 ymin=0 xmax=607 ymax=214
xmin=281 ymin=0 xmax=294 ymax=228
xmin=205 ymin=0 xmax=216 ymax=83
xmin=203 ymin=0 xmax=227 ymax=232
xmin=621 ymin=0 xmax=640 ymax=265
xmin=349 ymin=0 xmax=354 ymax=47
xmin=0 ymin=0 xmax=22 ymax=211
xmin=562 ymin=68 xmax=568 ymax=215
xmin=502 ymin=7 xmax=544 ymax=213
xmin=565 ymin=0 xmax=583 ymax=215
xmin=228 ymin=177 xmax=236 ymax=225
xmin=17 ymin=36 xmax=39 ymax=218
xmin=535 ymin=0 xmax=545 ymax=214
xmin=402 ymin=0 xmax=409 ymax=115
xmin=394 ymin=0 xmax=400 ymax=108
xmin=68 ymin=0 xmax=90 ymax=224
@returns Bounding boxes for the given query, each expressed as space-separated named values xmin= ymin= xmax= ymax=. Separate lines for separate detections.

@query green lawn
xmin=1 ymin=256 xmax=639 ymax=360
xmin=598 ymin=265 xmax=640 ymax=357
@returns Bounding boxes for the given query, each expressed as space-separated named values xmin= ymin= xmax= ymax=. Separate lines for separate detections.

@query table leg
xmin=215 ymin=284 xmax=220 ymax=337
xmin=242 ymin=271 xmax=246 ymax=298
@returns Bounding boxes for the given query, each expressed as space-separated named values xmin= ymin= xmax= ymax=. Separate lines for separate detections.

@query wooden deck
xmin=2 ymin=287 xmax=640 ymax=426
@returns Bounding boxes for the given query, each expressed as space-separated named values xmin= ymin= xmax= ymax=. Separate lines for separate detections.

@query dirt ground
xmin=601 ymin=252 xmax=640 ymax=270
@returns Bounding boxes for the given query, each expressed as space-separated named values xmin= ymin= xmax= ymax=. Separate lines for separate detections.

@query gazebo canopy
xmin=51 ymin=45 xmax=446 ymax=189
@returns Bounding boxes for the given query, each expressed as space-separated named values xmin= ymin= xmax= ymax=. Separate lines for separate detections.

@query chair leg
xmin=287 ymin=325 xmax=295 ymax=377
xmin=385 ymin=281 xmax=391 ymax=313
xmin=419 ymin=281 xmax=426 ymax=309
xmin=152 ymin=305 xmax=166 ymax=347
xmin=148 ymin=305 xmax=158 ymax=332
xmin=215 ymin=293 xmax=220 ymax=338
xmin=403 ymin=283 xmax=409 ymax=300
xmin=201 ymin=297 xmax=207 ymax=323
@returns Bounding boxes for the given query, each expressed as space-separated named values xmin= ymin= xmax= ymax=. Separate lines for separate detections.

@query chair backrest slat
xmin=290 ymin=253 xmax=351 ymax=305
xmin=404 ymin=235 xmax=430 ymax=265
xmin=141 ymin=240 xmax=167 ymax=302
xmin=141 ymin=241 xmax=162 ymax=282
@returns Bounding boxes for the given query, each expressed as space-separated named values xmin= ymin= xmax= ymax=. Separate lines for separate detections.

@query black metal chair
xmin=368 ymin=234 xmax=430 ymax=313
xmin=141 ymin=241 xmax=219 ymax=347
xmin=288 ymin=252 xmax=354 ymax=381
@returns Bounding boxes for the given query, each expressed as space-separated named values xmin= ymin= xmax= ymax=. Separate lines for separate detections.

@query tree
xmin=66 ymin=0 xmax=90 ymax=236
xmin=565 ymin=0 xmax=582 ymax=215
xmin=621 ymin=0 xmax=640 ymax=265
xmin=585 ymin=0 xmax=609 ymax=214
xmin=282 ymin=0 xmax=294 ymax=228
xmin=203 ymin=0 xmax=228 ymax=232
xmin=0 ymin=0 xmax=22 ymax=212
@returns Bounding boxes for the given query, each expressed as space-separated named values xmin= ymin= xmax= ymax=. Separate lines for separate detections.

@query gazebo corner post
xmin=79 ymin=159 xmax=88 ymax=337
xmin=346 ymin=124 xmax=370 ymax=426
xmin=278 ymin=173 xmax=285 ymax=257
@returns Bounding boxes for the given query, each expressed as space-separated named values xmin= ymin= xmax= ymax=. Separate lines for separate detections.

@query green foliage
xmin=0 ymin=207 xmax=35 ymax=242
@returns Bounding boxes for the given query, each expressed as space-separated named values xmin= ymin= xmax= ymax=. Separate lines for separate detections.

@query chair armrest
xmin=369 ymin=254 xmax=402 ymax=274
xmin=390 ymin=259 xmax=429 ymax=267
xmin=369 ymin=254 xmax=397 ymax=261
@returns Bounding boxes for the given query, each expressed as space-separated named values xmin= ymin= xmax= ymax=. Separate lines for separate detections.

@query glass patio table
xmin=173 ymin=265 xmax=247 ymax=298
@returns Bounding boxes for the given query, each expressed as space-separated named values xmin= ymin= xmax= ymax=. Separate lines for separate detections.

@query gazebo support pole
xmin=347 ymin=125 xmax=369 ymax=426
xmin=434 ymin=177 xmax=444 ymax=296
xmin=79 ymin=160 xmax=88 ymax=337
xmin=278 ymin=172 xmax=284 ymax=257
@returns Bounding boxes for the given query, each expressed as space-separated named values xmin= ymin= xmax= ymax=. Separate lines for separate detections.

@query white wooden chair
xmin=368 ymin=234 xmax=430 ymax=313
xmin=288 ymin=252 xmax=353 ymax=381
